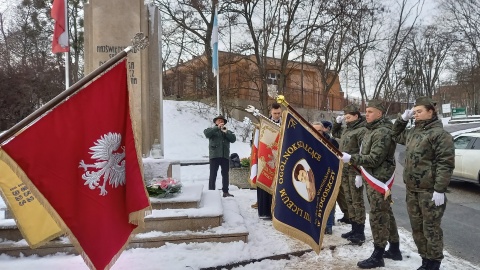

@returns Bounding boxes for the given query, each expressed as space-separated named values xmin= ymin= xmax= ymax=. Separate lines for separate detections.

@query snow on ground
xmin=1 ymin=100 xmax=480 ymax=269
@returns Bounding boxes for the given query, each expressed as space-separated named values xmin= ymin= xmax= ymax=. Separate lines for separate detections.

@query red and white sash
xmin=360 ymin=166 xmax=394 ymax=195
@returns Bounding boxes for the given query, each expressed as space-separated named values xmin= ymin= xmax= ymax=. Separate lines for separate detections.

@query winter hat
xmin=321 ymin=120 xmax=333 ymax=131
xmin=213 ymin=115 xmax=227 ymax=124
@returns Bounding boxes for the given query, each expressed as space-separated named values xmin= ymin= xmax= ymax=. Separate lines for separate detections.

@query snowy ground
xmin=1 ymin=100 xmax=480 ymax=269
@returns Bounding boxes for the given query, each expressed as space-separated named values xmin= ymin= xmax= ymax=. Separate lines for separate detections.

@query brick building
xmin=163 ymin=51 xmax=346 ymax=111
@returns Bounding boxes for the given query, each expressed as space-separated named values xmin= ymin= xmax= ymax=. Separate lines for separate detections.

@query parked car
xmin=452 ymin=132 xmax=480 ymax=184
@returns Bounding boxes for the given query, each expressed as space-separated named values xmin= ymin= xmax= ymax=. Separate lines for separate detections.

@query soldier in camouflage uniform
xmin=392 ymin=97 xmax=454 ymax=270
xmin=341 ymin=100 xmax=401 ymax=269
xmin=332 ymin=104 xmax=367 ymax=242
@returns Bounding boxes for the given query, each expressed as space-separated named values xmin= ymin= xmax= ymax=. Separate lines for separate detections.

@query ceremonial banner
xmin=248 ymin=128 xmax=259 ymax=187
xmin=256 ymin=118 xmax=280 ymax=194
xmin=0 ymin=60 xmax=151 ymax=270
xmin=0 ymin=158 xmax=63 ymax=248
xmin=272 ymin=110 xmax=342 ymax=253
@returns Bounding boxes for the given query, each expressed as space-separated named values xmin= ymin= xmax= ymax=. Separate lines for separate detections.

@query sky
xmin=1 ymin=100 xmax=480 ymax=270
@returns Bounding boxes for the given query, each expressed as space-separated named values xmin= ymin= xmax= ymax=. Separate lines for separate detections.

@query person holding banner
xmin=204 ymin=115 xmax=237 ymax=197
xmin=312 ymin=121 xmax=339 ymax=235
xmin=341 ymin=100 xmax=401 ymax=269
xmin=332 ymin=104 xmax=367 ymax=243
xmin=257 ymin=103 xmax=282 ymax=219
xmin=392 ymin=97 xmax=454 ymax=270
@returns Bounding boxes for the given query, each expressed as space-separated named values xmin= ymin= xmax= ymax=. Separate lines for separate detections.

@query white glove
xmin=355 ymin=175 xmax=363 ymax=188
xmin=341 ymin=152 xmax=351 ymax=163
xmin=432 ymin=191 xmax=445 ymax=206
xmin=401 ymin=109 xmax=414 ymax=121
xmin=245 ymin=105 xmax=255 ymax=113
xmin=336 ymin=115 xmax=344 ymax=124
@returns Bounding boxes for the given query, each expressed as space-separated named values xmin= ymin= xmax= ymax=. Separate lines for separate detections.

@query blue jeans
xmin=327 ymin=206 xmax=335 ymax=229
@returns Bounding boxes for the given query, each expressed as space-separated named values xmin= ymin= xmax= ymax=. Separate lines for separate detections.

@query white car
xmin=453 ymin=133 xmax=480 ymax=184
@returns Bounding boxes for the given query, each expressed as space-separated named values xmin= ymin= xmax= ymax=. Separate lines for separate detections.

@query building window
xmin=195 ymin=71 xmax=207 ymax=92
xmin=267 ymin=72 xmax=281 ymax=85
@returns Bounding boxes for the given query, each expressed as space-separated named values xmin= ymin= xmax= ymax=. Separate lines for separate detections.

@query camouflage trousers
xmin=406 ymin=189 xmax=446 ymax=260
xmin=366 ymin=183 xmax=400 ymax=248
xmin=337 ymin=177 xmax=349 ymax=219
xmin=342 ymin=173 xmax=366 ymax=224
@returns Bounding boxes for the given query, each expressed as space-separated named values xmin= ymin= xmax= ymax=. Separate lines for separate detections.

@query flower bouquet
xmin=146 ymin=178 xmax=182 ymax=198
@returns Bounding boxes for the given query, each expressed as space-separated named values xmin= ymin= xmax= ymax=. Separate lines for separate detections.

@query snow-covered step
xmin=138 ymin=190 xmax=224 ymax=233
xmin=0 ymin=194 xmax=248 ymax=257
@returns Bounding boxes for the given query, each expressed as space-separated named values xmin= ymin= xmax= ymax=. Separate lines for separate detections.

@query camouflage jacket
xmin=350 ymin=118 xmax=396 ymax=182
xmin=332 ymin=117 xmax=367 ymax=175
xmin=204 ymin=126 xmax=236 ymax=159
xmin=392 ymin=117 xmax=454 ymax=193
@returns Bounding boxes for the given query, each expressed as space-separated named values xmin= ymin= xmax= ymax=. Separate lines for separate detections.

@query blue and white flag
xmin=211 ymin=7 xmax=219 ymax=77
xmin=272 ymin=110 xmax=343 ymax=253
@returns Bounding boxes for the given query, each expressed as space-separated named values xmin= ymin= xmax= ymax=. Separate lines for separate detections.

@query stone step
xmin=0 ymin=192 xmax=248 ymax=257
xmin=0 ymin=183 xmax=205 ymax=241
xmin=138 ymin=189 xmax=223 ymax=233
xmin=149 ymin=183 xmax=202 ymax=210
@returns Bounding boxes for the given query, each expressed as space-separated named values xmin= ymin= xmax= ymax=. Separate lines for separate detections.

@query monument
xmin=84 ymin=0 xmax=164 ymax=158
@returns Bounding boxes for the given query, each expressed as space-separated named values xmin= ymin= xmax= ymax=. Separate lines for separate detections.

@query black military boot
xmin=417 ymin=258 xmax=430 ymax=270
xmin=341 ymin=222 xmax=356 ymax=239
xmin=426 ymin=260 xmax=441 ymax=270
xmin=357 ymin=245 xmax=385 ymax=269
xmin=338 ymin=216 xmax=352 ymax=224
xmin=348 ymin=223 xmax=365 ymax=244
xmin=383 ymin=242 xmax=403 ymax=260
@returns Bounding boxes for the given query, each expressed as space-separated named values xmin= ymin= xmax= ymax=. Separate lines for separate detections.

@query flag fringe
xmin=0 ymin=154 xmax=64 ymax=249
xmin=0 ymin=150 xmax=68 ymax=246
xmin=272 ymin=217 xmax=321 ymax=254
xmin=126 ymin=67 xmax=153 ymax=213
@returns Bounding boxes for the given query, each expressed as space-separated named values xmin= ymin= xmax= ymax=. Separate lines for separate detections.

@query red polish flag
xmin=1 ymin=60 xmax=151 ymax=270
xmin=51 ymin=0 xmax=69 ymax=53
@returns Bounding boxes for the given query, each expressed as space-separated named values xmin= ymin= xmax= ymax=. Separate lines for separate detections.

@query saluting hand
xmin=401 ymin=109 xmax=414 ymax=121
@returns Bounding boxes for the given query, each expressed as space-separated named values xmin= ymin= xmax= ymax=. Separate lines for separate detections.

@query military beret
xmin=414 ymin=96 xmax=436 ymax=107
xmin=343 ymin=104 xmax=360 ymax=114
xmin=367 ymin=99 xmax=386 ymax=112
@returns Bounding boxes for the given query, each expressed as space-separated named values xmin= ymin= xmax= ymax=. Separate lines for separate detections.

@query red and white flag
xmin=0 ymin=60 xmax=151 ymax=270
xmin=51 ymin=0 xmax=69 ymax=53
xmin=249 ymin=128 xmax=259 ymax=187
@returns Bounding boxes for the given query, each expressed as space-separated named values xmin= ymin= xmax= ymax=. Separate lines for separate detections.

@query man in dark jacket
xmin=204 ymin=115 xmax=237 ymax=197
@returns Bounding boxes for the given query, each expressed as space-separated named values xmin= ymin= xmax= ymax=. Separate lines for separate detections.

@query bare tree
xmin=404 ymin=25 xmax=455 ymax=98
xmin=371 ymin=0 xmax=424 ymax=99
xmin=440 ymin=0 xmax=480 ymax=67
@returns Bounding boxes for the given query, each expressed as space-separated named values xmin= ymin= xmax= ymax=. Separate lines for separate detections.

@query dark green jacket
xmin=332 ymin=117 xmax=367 ymax=175
xmin=350 ymin=118 xmax=396 ymax=182
xmin=204 ymin=126 xmax=236 ymax=159
xmin=392 ymin=117 xmax=454 ymax=193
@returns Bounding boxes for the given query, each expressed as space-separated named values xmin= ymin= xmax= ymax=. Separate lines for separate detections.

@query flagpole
xmin=0 ymin=33 xmax=149 ymax=145
xmin=216 ymin=73 xmax=220 ymax=114
xmin=64 ymin=0 xmax=69 ymax=88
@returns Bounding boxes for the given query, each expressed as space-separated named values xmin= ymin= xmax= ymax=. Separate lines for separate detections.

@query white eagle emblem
xmin=79 ymin=132 xmax=126 ymax=196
